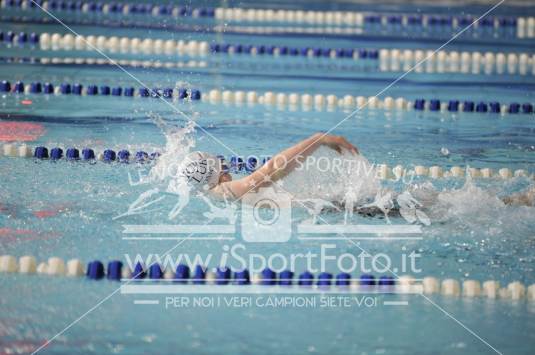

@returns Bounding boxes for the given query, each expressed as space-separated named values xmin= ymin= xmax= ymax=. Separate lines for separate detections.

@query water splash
xmin=411 ymin=178 xmax=535 ymax=237
xmin=142 ymin=112 xmax=201 ymax=220
xmin=279 ymin=146 xmax=381 ymax=204
xmin=149 ymin=118 xmax=196 ymax=186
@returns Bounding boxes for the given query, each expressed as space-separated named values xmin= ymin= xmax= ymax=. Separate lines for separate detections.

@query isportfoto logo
xmin=241 ymin=187 xmax=292 ymax=242
xmin=123 ymin=245 xmax=422 ymax=275
xmin=116 ymin=153 xmax=429 ymax=243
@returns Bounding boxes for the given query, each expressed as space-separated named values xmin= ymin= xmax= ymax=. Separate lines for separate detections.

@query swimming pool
xmin=1 ymin=0 xmax=535 ymax=354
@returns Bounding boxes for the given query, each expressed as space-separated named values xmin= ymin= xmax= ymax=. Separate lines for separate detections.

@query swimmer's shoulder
xmin=210 ymin=178 xmax=259 ymax=201
xmin=210 ymin=182 xmax=238 ymax=200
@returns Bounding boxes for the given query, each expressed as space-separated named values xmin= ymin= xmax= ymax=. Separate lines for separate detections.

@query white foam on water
xmin=149 ymin=121 xmax=195 ymax=188
xmin=138 ymin=117 xmax=199 ymax=221
xmin=412 ymin=178 xmax=535 ymax=236
xmin=278 ymin=146 xmax=381 ymax=205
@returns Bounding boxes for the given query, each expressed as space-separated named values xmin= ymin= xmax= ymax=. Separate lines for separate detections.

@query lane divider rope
xmin=0 ymin=254 xmax=533 ymax=301
xmin=3 ymin=0 xmax=533 ymax=40
xmin=1 ymin=143 xmax=532 ymax=181
xmin=0 ymin=79 xmax=201 ymax=100
xmin=0 ymin=56 xmax=209 ymax=69
xmin=1 ymin=79 xmax=534 ymax=116
xmin=4 ymin=31 xmax=535 ymax=76
xmin=201 ymin=89 xmax=534 ymax=115
xmin=0 ymin=0 xmax=215 ymax=18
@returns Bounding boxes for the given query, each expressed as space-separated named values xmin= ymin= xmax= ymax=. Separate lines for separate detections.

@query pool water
xmin=1 ymin=0 xmax=535 ymax=354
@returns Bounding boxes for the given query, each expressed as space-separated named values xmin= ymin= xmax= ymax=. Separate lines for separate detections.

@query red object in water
xmin=21 ymin=99 xmax=33 ymax=105
xmin=32 ymin=203 xmax=69 ymax=218
xmin=0 ymin=121 xmax=45 ymax=141
xmin=33 ymin=210 xmax=59 ymax=218
xmin=0 ymin=228 xmax=33 ymax=236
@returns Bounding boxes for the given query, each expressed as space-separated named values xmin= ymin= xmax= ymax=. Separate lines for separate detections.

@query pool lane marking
xmin=133 ymin=299 xmax=160 ymax=305
xmin=27 ymin=0 xmax=239 ymax=159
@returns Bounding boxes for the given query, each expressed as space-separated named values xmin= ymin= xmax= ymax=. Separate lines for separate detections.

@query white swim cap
xmin=178 ymin=151 xmax=222 ymax=189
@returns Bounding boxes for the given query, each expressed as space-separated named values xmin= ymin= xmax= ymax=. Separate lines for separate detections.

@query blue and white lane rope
xmin=0 ymin=79 xmax=201 ymax=100
xmin=3 ymin=52 xmax=532 ymax=80
xmin=5 ymin=30 xmax=535 ymax=76
xmin=0 ymin=254 xmax=533 ymax=301
xmin=2 ymin=0 xmax=531 ymax=40
xmin=1 ymin=79 xmax=534 ymax=116
xmin=213 ymin=9 xmax=534 ymax=42
xmin=4 ymin=30 xmax=379 ymax=61
xmin=0 ymin=0 xmax=215 ymax=18
xmin=201 ymin=89 xmax=534 ymax=115
xmin=1 ymin=143 xmax=531 ymax=181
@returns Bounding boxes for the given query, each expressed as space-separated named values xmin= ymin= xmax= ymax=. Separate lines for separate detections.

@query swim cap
xmin=178 ymin=151 xmax=222 ymax=189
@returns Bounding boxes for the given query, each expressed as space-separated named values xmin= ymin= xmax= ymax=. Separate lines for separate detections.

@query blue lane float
xmin=234 ymin=269 xmax=250 ymax=285
xmin=192 ymin=265 xmax=206 ymax=284
xmin=66 ymin=148 xmax=79 ymax=160
xmin=149 ymin=264 xmax=163 ymax=280
xmin=336 ymin=273 xmax=352 ymax=286
xmin=133 ymin=262 xmax=146 ymax=279
xmin=103 ymin=149 xmax=116 ymax=162
xmin=81 ymin=148 xmax=95 ymax=160
xmin=216 ymin=267 xmax=231 ymax=285
xmin=279 ymin=270 xmax=294 ymax=286
xmin=33 ymin=146 xmax=48 ymax=159
xmin=107 ymin=260 xmax=123 ymax=281
xmin=379 ymin=275 xmax=395 ymax=286
xmin=261 ymin=268 xmax=277 ymax=286
xmin=86 ymin=260 xmax=105 ymax=280
xmin=175 ymin=264 xmax=190 ymax=283
xmin=50 ymin=147 xmax=63 ymax=160
xmin=317 ymin=272 xmax=333 ymax=286
xmin=360 ymin=274 xmax=376 ymax=285
xmin=298 ymin=271 xmax=315 ymax=286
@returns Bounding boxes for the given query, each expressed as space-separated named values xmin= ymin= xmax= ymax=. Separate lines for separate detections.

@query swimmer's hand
xmin=319 ymin=134 xmax=359 ymax=155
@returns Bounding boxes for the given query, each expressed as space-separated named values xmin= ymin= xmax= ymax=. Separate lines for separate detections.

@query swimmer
xmin=177 ymin=133 xmax=535 ymax=211
xmin=179 ymin=133 xmax=357 ymax=200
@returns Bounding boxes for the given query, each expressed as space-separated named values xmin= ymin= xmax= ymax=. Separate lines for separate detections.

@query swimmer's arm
xmin=217 ymin=133 xmax=359 ymax=199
